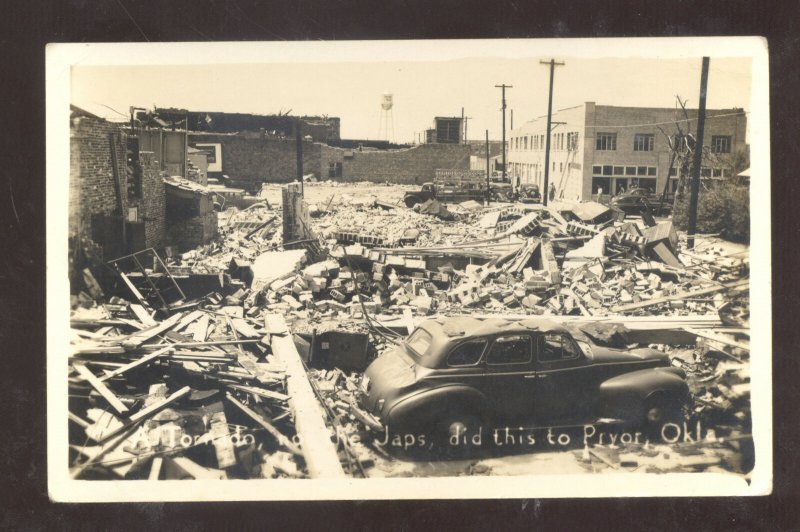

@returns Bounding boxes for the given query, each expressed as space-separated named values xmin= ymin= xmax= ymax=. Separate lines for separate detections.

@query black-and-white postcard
xmin=47 ymin=37 xmax=770 ymax=500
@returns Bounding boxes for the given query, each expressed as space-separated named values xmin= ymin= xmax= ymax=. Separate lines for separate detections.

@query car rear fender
xmin=384 ymin=385 xmax=490 ymax=429
xmin=598 ymin=368 xmax=689 ymax=420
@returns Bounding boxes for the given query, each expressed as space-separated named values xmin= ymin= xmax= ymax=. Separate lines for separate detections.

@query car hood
xmin=590 ymin=345 xmax=669 ymax=366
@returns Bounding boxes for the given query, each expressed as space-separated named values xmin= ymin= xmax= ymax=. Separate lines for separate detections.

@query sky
xmin=71 ymin=52 xmax=752 ymax=144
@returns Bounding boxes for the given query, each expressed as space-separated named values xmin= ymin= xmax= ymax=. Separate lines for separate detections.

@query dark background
xmin=2 ymin=0 xmax=798 ymax=528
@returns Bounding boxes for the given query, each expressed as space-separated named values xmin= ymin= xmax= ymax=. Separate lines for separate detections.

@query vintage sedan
xmin=609 ymin=187 xmax=672 ymax=215
xmin=359 ymin=316 xmax=689 ymax=440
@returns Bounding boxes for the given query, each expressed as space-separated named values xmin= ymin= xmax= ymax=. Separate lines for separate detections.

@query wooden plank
xmin=173 ymin=309 xmax=205 ymax=332
xmin=611 ymin=280 xmax=748 ymax=313
xmin=225 ymin=392 xmax=302 ymax=456
xmin=227 ymin=383 xmax=289 ymax=402
xmin=130 ymin=304 xmax=157 ymax=327
xmin=264 ymin=313 xmax=290 ymax=335
xmin=121 ymin=312 xmax=185 ymax=349
xmin=118 ymin=271 xmax=148 ymax=307
xmin=684 ymin=327 xmax=750 ymax=352
xmin=73 ymin=364 xmax=129 ymax=414
xmin=231 ymin=318 xmax=262 ymax=338
xmin=265 ymin=314 xmax=346 ymax=478
xmin=148 ymin=456 xmax=163 ymax=481
xmin=97 ymin=386 xmax=192 ymax=443
xmin=98 ymin=346 xmax=173 ymax=382
xmin=188 ymin=314 xmax=210 ymax=342
xmin=402 ymin=308 xmax=416 ymax=336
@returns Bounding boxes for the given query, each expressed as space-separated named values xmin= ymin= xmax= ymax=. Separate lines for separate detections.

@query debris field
xmin=69 ymin=181 xmax=752 ymax=479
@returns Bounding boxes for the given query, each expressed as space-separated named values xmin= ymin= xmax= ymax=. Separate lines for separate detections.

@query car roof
xmin=419 ymin=316 xmax=570 ymax=341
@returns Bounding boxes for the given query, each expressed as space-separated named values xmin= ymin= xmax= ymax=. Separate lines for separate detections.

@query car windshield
xmin=405 ymin=329 xmax=434 ymax=358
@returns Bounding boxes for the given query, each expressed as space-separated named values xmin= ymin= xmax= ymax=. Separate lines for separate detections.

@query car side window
xmin=486 ymin=335 xmax=532 ymax=365
xmin=447 ymin=339 xmax=487 ymax=367
xmin=539 ymin=333 xmax=581 ymax=362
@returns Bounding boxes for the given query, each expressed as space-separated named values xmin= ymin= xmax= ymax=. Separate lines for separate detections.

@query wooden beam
xmin=73 ymin=364 xmax=129 ymax=414
xmin=97 ymin=386 xmax=191 ymax=443
xmin=98 ymin=346 xmax=173 ymax=382
xmin=225 ymin=392 xmax=301 ymax=456
xmin=265 ymin=313 xmax=345 ymax=478
xmin=121 ymin=312 xmax=185 ymax=349
xmin=684 ymin=327 xmax=750 ymax=352
xmin=611 ymin=280 xmax=748 ymax=313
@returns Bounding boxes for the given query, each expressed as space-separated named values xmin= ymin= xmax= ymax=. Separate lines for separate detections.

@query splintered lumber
xmin=403 ymin=308 xmax=415 ymax=335
xmin=684 ymin=327 xmax=750 ymax=352
xmin=231 ymin=318 xmax=262 ymax=338
xmin=208 ymin=410 xmax=237 ymax=469
xmin=148 ymin=456 xmax=163 ymax=481
xmin=188 ymin=314 xmax=210 ymax=342
xmin=139 ymin=339 xmax=261 ymax=349
xmin=68 ymin=411 xmax=91 ymax=428
xmin=98 ymin=346 xmax=173 ymax=382
xmin=70 ymin=422 xmax=141 ymax=479
xmin=611 ymin=280 xmax=749 ymax=313
xmin=227 ymin=383 xmax=289 ymax=402
xmin=265 ymin=314 xmax=346 ymax=478
xmin=97 ymin=386 xmax=192 ymax=443
xmin=121 ymin=312 xmax=184 ymax=349
xmin=264 ymin=313 xmax=290 ymax=335
xmin=174 ymin=309 xmax=205 ymax=332
xmin=130 ymin=304 xmax=157 ymax=327
xmin=73 ymin=364 xmax=129 ymax=414
xmin=225 ymin=392 xmax=301 ymax=456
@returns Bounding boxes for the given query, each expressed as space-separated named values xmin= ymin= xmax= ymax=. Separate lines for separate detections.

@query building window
xmin=328 ymin=162 xmax=342 ymax=178
xmin=613 ymin=166 xmax=624 ymax=175
xmin=633 ymin=133 xmax=655 ymax=151
xmin=669 ymin=167 xmax=678 ymax=177
xmin=647 ymin=167 xmax=657 ymax=176
xmin=603 ymin=165 xmax=613 ymax=176
xmin=711 ymin=135 xmax=731 ymax=153
xmin=524 ymin=136 xmax=528 ymax=150
xmin=625 ymin=166 xmax=636 ymax=176
xmin=592 ymin=165 xmax=602 ymax=174
xmin=637 ymin=166 xmax=648 ymax=176
xmin=596 ymin=133 xmax=617 ymax=150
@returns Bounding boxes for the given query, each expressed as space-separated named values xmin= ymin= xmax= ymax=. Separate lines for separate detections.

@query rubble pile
xmin=68 ymin=299 xmax=306 ymax=480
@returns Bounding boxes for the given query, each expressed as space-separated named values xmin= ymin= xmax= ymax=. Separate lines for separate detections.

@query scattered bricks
xmin=329 ymin=289 xmax=346 ymax=302
xmin=372 ymin=272 xmax=384 ymax=282
xmin=404 ymin=258 xmax=427 ymax=270
xmin=281 ymin=295 xmax=303 ymax=310
xmin=503 ymin=295 xmax=521 ymax=308
xmin=372 ymin=262 xmax=386 ymax=275
xmin=566 ymin=221 xmax=601 ymax=236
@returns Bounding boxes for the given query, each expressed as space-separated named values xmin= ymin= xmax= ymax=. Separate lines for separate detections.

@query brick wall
xmin=188 ymin=134 xmax=322 ymax=191
xmin=165 ymin=193 xmax=218 ymax=252
xmin=320 ymin=143 xmax=471 ymax=184
xmin=129 ymin=151 xmax=165 ymax=250
xmin=70 ymin=116 xmax=166 ymax=255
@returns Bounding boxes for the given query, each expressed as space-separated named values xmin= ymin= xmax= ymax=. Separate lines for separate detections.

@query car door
xmin=481 ymin=333 xmax=537 ymax=422
xmin=533 ymin=333 xmax=594 ymax=425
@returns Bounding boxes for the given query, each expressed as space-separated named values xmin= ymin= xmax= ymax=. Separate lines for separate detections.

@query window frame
xmin=537 ymin=333 xmax=583 ymax=363
xmin=446 ymin=338 xmax=488 ymax=368
xmin=711 ymin=135 xmax=732 ymax=154
xmin=633 ymin=133 xmax=655 ymax=152
xmin=486 ymin=334 xmax=533 ymax=366
xmin=596 ymin=132 xmax=617 ymax=151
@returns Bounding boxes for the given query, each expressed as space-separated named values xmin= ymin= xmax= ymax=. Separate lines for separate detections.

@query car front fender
xmin=598 ymin=367 xmax=690 ymax=420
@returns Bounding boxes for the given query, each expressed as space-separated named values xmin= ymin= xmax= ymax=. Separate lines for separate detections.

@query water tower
xmin=377 ymin=92 xmax=395 ymax=143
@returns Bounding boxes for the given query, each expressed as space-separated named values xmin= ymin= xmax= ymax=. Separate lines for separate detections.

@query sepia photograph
xmin=46 ymin=37 xmax=771 ymax=500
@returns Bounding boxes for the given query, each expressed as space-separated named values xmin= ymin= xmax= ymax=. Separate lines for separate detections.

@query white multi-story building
xmin=507 ymin=102 xmax=747 ymax=200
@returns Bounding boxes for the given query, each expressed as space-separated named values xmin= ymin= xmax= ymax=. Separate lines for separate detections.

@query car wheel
xmin=433 ymin=411 xmax=483 ymax=458
xmin=643 ymin=395 xmax=685 ymax=438
xmin=404 ymin=195 xmax=420 ymax=208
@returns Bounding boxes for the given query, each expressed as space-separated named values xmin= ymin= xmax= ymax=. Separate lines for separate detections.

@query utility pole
xmin=540 ymin=59 xmax=564 ymax=206
xmin=495 ymin=84 xmax=513 ymax=186
xmin=295 ymin=118 xmax=304 ymax=196
xmin=485 ymin=129 xmax=491 ymax=205
xmin=687 ymin=57 xmax=710 ymax=249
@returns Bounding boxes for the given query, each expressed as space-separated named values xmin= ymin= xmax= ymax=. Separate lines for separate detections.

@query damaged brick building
xmin=69 ymin=106 xmax=219 ymax=278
